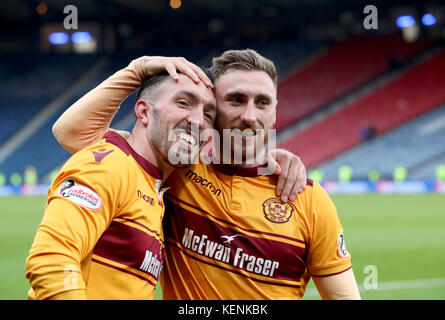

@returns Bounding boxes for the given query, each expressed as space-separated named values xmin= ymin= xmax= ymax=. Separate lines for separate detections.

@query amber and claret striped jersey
xmin=162 ymin=163 xmax=352 ymax=300
xmin=26 ymin=132 xmax=167 ymax=300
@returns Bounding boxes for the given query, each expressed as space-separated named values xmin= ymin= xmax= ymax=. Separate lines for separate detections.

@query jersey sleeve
xmin=52 ymin=57 xmax=148 ymax=154
xmin=25 ymin=149 xmax=126 ymax=299
xmin=306 ymin=182 xmax=352 ymax=277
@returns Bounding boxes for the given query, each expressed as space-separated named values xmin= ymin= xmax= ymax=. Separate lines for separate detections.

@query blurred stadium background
xmin=0 ymin=0 xmax=444 ymax=300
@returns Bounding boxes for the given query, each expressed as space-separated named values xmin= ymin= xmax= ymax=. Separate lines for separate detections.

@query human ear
xmin=134 ymin=99 xmax=150 ymax=126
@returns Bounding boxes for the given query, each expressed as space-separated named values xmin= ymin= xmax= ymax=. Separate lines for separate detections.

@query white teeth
xmin=178 ymin=132 xmax=196 ymax=145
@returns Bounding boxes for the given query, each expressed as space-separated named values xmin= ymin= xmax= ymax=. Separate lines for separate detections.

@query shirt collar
xmin=211 ymin=163 xmax=267 ymax=177
xmin=104 ymin=131 xmax=163 ymax=180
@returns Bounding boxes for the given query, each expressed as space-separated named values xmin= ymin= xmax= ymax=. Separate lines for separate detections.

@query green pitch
xmin=1 ymin=194 xmax=444 ymax=300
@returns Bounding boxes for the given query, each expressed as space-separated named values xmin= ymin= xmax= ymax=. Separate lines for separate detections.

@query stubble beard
xmin=149 ymin=109 xmax=198 ymax=168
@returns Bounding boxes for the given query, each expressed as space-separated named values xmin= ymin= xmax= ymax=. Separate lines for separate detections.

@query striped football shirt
xmin=26 ymin=131 xmax=166 ymax=300
xmin=161 ymin=163 xmax=352 ymax=299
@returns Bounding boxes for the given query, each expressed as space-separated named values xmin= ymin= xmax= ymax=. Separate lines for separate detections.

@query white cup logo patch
xmin=58 ymin=179 xmax=102 ymax=210
xmin=337 ymin=233 xmax=350 ymax=258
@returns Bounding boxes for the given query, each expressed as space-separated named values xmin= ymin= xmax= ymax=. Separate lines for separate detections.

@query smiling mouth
xmin=177 ymin=131 xmax=198 ymax=149
xmin=233 ymin=129 xmax=258 ymax=141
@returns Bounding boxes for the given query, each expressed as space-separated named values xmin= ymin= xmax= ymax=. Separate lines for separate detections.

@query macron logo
xmin=92 ymin=148 xmax=114 ymax=163
xmin=185 ymin=170 xmax=221 ymax=197
xmin=137 ymin=190 xmax=155 ymax=206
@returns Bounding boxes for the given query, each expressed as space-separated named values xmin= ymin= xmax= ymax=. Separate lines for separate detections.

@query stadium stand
xmin=0 ymin=58 xmax=110 ymax=182
xmin=317 ymin=104 xmax=445 ymax=180
xmin=278 ymin=47 xmax=445 ymax=169
xmin=410 ymin=155 xmax=445 ymax=181
xmin=0 ymin=54 xmax=97 ymax=146
xmin=275 ymin=34 xmax=435 ymax=130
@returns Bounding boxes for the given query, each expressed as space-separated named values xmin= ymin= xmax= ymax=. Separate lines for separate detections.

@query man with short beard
xmin=52 ymin=50 xmax=360 ymax=299
xmin=25 ymin=58 xmax=216 ymax=299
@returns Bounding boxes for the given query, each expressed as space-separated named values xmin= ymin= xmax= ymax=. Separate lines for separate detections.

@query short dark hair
xmin=136 ymin=71 xmax=170 ymax=102
xmin=136 ymin=66 xmax=215 ymax=103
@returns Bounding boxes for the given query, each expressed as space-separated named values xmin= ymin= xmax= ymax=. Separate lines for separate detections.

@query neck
xmin=127 ymin=126 xmax=175 ymax=185
xmin=212 ymin=143 xmax=267 ymax=168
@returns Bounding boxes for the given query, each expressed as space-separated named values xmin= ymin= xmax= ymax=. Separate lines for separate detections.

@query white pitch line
xmin=304 ymin=277 xmax=445 ymax=297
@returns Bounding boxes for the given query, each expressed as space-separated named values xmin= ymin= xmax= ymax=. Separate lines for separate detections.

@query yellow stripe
xmin=91 ymin=254 xmax=159 ymax=284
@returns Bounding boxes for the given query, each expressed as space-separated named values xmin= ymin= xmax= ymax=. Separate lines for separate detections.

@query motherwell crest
xmin=262 ymin=198 xmax=293 ymax=223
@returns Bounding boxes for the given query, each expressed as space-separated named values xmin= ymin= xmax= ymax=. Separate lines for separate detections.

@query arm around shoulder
xmin=52 ymin=57 xmax=148 ymax=153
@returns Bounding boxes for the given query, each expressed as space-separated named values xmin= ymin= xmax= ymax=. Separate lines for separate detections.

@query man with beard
xmin=52 ymin=50 xmax=360 ymax=299
xmin=25 ymin=58 xmax=216 ymax=299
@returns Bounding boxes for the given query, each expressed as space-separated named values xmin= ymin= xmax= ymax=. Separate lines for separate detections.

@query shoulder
xmin=50 ymin=140 xmax=132 ymax=210
xmin=302 ymin=179 xmax=330 ymax=201
xmin=65 ymin=137 xmax=130 ymax=173
xmin=55 ymin=138 xmax=131 ymax=193
xmin=307 ymin=180 xmax=339 ymax=221
xmin=289 ymin=179 xmax=337 ymax=218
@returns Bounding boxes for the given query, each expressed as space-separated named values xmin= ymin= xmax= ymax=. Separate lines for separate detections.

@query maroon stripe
xmin=163 ymin=205 xmax=307 ymax=282
xmin=310 ymin=266 xmax=352 ymax=278
xmin=165 ymin=193 xmax=307 ymax=246
xmin=118 ymin=217 xmax=162 ymax=239
xmin=211 ymin=164 xmax=267 ymax=177
xmin=307 ymin=179 xmax=314 ymax=187
xmin=165 ymin=240 xmax=302 ymax=289
xmin=93 ymin=221 xmax=164 ymax=280
xmin=104 ymin=131 xmax=163 ymax=179
xmin=91 ymin=258 xmax=156 ymax=287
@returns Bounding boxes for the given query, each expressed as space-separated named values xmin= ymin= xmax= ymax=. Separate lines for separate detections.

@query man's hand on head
xmin=138 ymin=56 xmax=213 ymax=88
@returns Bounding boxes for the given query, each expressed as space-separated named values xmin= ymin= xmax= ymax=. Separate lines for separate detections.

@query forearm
xmin=53 ymin=57 xmax=147 ymax=153
xmin=313 ymin=268 xmax=361 ymax=300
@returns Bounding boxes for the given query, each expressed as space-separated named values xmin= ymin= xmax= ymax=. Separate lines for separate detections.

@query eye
xmin=204 ymin=113 xmax=214 ymax=122
xmin=256 ymin=100 xmax=269 ymax=108
xmin=177 ymin=99 xmax=190 ymax=107
xmin=231 ymin=97 xmax=244 ymax=105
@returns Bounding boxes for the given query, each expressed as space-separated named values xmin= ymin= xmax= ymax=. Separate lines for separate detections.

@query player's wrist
xmin=128 ymin=56 xmax=151 ymax=81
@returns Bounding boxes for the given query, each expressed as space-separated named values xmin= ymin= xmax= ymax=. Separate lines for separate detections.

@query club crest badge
xmin=262 ymin=198 xmax=293 ymax=223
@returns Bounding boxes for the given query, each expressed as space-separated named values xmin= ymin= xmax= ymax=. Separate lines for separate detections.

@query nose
xmin=187 ymin=108 xmax=204 ymax=130
xmin=240 ymin=101 xmax=257 ymax=126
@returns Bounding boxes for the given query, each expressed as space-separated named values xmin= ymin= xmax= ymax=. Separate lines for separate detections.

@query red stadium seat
xmin=278 ymin=48 xmax=445 ymax=168
xmin=275 ymin=34 xmax=434 ymax=130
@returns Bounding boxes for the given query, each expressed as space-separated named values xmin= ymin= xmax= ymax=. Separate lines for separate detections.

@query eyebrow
xmin=205 ymin=102 xmax=217 ymax=113
xmin=225 ymin=91 xmax=273 ymax=102
xmin=176 ymin=90 xmax=199 ymax=103
xmin=255 ymin=94 xmax=273 ymax=103
xmin=225 ymin=91 xmax=246 ymax=99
